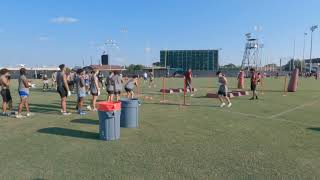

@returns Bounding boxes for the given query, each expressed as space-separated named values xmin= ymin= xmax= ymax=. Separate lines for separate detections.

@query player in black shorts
xmin=56 ymin=64 xmax=72 ymax=115
xmin=0 ymin=68 xmax=13 ymax=116
xmin=217 ymin=71 xmax=232 ymax=108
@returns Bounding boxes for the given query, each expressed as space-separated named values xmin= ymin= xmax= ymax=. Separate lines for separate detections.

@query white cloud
xmin=39 ymin=36 xmax=49 ymax=41
xmin=51 ymin=17 xmax=79 ymax=24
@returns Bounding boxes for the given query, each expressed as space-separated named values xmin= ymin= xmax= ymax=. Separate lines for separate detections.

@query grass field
xmin=1 ymin=77 xmax=320 ymax=179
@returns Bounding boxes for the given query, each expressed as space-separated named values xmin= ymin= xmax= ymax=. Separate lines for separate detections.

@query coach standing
xmin=184 ymin=68 xmax=194 ymax=97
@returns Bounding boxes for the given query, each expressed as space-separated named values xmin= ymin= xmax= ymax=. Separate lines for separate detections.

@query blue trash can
xmin=97 ymin=101 xmax=121 ymax=141
xmin=120 ymin=98 xmax=139 ymax=128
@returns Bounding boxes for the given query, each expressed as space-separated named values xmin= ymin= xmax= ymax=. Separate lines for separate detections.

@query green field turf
xmin=1 ymin=77 xmax=320 ymax=179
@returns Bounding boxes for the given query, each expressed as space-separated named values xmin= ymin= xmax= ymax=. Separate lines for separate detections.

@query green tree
xmin=152 ymin=62 xmax=161 ymax=67
xmin=220 ymin=63 xmax=240 ymax=70
xmin=283 ymin=59 xmax=302 ymax=71
xmin=126 ymin=64 xmax=145 ymax=73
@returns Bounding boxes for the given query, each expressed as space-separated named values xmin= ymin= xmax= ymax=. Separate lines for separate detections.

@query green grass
xmin=1 ymin=77 xmax=320 ymax=179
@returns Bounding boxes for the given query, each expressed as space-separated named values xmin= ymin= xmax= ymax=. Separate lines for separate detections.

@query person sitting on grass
xmin=112 ymin=71 xmax=123 ymax=102
xmin=89 ymin=69 xmax=100 ymax=111
xmin=106 ymin=72 xmax=114 ymax=102
xmin=16 ymin=68 xmax=32 ymax=118
xmin=0 ymin=68 xmax=13 ymax=116
xmin=250 ymin=68 xmax=260 ymax=100
xmin=124 ymin=75 xmax=139 ymax=99
xmin=216 ymin=71 xmax=232 ymax=108
xmin=75 ymin=69 xmax=87 ymax=115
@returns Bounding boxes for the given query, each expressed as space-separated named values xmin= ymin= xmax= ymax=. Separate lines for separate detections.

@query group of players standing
xmin=53 ymin=64 xmax=140 ymax=116
xmin=0 ymin=68 xmax=33 ymax=118
xmin=1 ymin=65 xmax=262 ymax=117
xmin=0 ymin=64 xmax=142 ymax=117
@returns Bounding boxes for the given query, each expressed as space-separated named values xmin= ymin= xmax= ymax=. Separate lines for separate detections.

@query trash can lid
xmin=97 ymin=101 xmax=121 ymax=111
xmin=120 ymin=98 xmax=139 ymax=102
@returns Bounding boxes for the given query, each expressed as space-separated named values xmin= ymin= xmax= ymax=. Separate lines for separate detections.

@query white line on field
xmin=215 ymin=109 xmax=318 ymax=127
xmin=269 ymin=96 xmax=320 ymax=119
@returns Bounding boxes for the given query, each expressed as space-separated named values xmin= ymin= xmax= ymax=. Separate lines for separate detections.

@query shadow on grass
xmin=71 ymin=118 xmax=99 ymax=125
xmin=307 ymin=128 xmax=320 ymax=132
xmin=37 ymin=127 xmax=99 ymax=140
xmin=30 ymin=102 xmax=79 ymax=114
xmin=52 ymin=101 xmax=78 ymax=106
xmin=29 ymin=103 xmax=61 ymax=114
xmin=30 ymin=103 xmax=61 ymax=109
xmin=31 ymin=88 xmax=57 ymax=93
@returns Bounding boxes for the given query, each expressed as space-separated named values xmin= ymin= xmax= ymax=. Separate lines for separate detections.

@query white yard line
xmin=216 ymin=109 xmax=319 ymax=127
xmin=269 ymin=97 xmax=320 ymax=119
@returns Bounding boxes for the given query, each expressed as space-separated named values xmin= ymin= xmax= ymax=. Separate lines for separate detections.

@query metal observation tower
xmin=241 ymin=33 xmax=261 ymax=72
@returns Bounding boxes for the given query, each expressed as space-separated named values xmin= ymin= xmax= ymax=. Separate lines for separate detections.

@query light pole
xmin=104 ymin=39 xmax=119 ymax=66
xmin=292 ymin=39 xmax=296 ymax=70
xmin=218 ymin=48 xmax=222 ymax=71
xmin=302 ymin=33 xmax=307 ymax=73
xmin=309 ymin=25 xmax=318 ymax=73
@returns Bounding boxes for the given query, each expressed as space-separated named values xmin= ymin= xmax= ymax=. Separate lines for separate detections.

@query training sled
xmin=287 ymin=68 xmax=299 ymax=92
xmin=206 ymin=90 xmax=249 ymax=99
xmin=160 ymin=89 xmax=174 ymax=94
xmin=207 ymin=92 xmax=234 ymax=98
xmin=185 ymin=88 xmax=198 ymax=92
xmin=232 ymin=90 xmax=250 ymax=96
xmin=160 ymin=88 xmax=197 ymax=94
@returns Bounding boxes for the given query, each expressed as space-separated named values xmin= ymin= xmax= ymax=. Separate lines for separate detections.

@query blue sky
xmin=0 ymin=0 xmax=320 ymax=67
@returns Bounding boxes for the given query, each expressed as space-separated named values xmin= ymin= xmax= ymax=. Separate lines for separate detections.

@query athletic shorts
xmin=218 ymin=90 xmax=227 ymax=97
xmin=1 ymin=89 xmax=12 ymax=102
xmin=107 ymin=90 xmax=114 ymax=95
xmin=57 ymin=86 xmax=68 ymax=98
xmin=77 ymin=91 xmax=86 ymax=98
xmin=91 ymin=92 xmax=98 ymax=96
xmin=218 ymin=85 xmax=227 ymax=97
xmin=19 ymin=91 xmax=29 ymax=98
xmin=114 ymin=91 xmax=121 ymax=95
xmin=125 ymin=88 xmax=133 ymax=93
xmin=251 ymin=84 xmax=257 ymax=91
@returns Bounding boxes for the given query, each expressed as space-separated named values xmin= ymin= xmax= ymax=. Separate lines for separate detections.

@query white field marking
xmin=269 ymin=97 xmax=320 ymax=119
xmin=215 ymin=109 xmax=319 ymax=127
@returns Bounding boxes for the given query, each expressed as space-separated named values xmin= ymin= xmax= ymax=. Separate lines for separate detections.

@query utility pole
xmin=309 ymin=25 xmax=318 ymax=73
xmin=302 ymin=33 xmax=307 ymax=73
xmin=280 ymin=58 xmax=282 ymax=73
xmin=292 ymin=39 xmax=296 ymax=70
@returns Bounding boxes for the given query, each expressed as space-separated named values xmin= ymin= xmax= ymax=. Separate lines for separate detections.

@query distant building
xmin=304 ymin=58 xmax=320 ymax=72
xmin=304 ymin=58 xmax=320 ymax=64
xmin=160 ymin=50 xmax=219 ymax=71
xmin=89 ymin=64 xmax=125 ymax=72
